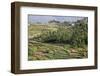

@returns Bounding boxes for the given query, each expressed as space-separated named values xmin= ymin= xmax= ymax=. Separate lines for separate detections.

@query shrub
xmin=39 ymin=26 xmax=72 ymax=43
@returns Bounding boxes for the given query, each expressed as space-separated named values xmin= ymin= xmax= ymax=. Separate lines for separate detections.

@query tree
xmin=71 ymin=18 xmax=88 ymax=47
xmin=48 ymin=20 xmax=60 ymax=24
xmin=62 ymin=21 xmax=71 ymax=26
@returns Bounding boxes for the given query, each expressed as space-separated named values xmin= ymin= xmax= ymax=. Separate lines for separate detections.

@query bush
xmin=39 ymin=26 xmax=72 ymax=43
xmin=70 ymin=21 xmax=88 ymax=47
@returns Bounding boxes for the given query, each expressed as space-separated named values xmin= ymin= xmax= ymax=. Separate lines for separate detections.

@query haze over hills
xmin=28 ymin=15 xmax=87 ymax=24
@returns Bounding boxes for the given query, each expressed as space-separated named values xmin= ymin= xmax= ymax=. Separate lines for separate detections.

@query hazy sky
xmin=28 ymin=15 xmax=85 ymax=24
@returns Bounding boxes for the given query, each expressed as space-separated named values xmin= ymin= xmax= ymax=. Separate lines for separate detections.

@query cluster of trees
xmin=48 ymin=20 xmax=60 ymax=24
xmin=34 ymin=18 xmax=88 ymax=48
xmin=48 ymin=20 xmax=72 ymax=26
xmin=70 ymin=18 xmax=88 ymax=47
xmin=39 ymin=26 xmax=72 ymax=43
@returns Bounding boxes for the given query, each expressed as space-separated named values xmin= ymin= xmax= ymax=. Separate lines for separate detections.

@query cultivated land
xmin=28 ymin=22 xmax=88 ymax=60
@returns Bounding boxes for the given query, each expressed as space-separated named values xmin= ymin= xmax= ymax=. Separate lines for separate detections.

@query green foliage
xmin=71 ymin=20 xmax=88 ymax=47
xmin=38 ymin=26 xmax=72 ymax=43
xmin=28 ymin=18 xmax=88 ymax=60
xmin=35 ymin=19 xmax=88 ymax=48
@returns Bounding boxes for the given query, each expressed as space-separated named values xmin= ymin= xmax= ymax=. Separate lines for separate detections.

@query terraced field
xmin=28 ymin=41 xmax=87 ymax=60
xmin=28 ymin=24 xmax=88 ymax=61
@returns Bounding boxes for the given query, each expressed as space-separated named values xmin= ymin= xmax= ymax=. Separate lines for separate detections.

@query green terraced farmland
xmin=28 ymin=15 xmax=88 ymax=61
xmin=28 ymin=23 xmax=88 ymax=61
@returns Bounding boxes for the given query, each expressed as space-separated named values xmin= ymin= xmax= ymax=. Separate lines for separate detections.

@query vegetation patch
xmin=28 ymin=16 xmax=88 ymax=60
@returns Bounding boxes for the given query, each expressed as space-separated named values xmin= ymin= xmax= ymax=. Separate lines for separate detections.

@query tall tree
xmin=71 ymin=18 xmax=88 ymax=47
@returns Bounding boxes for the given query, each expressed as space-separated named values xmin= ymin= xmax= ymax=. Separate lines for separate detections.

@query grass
xmin=28 ymin=24 xmax=57 ymax=38
xmin=28 ymin=40 xmax=87 ymax=60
